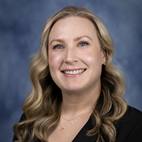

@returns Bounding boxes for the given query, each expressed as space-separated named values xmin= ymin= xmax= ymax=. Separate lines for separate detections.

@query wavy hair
xmin=13 ymin=6 xmax=127 ymax=142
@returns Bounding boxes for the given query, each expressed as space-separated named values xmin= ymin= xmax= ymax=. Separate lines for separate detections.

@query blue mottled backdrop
xmin=0 ymin=0 xmax=142 ymax=141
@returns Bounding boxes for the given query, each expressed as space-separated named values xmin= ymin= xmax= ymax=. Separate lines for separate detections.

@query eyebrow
xmin=49 ymin=35 xmax=92 ymax=46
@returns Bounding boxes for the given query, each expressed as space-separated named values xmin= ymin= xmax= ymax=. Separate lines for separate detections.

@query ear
xmin=101 ymin=50 xmax=106 ymax=65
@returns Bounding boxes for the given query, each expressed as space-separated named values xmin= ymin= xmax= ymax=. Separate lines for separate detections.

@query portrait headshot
xmin=0 ymin=1 xmax=142 ymax=142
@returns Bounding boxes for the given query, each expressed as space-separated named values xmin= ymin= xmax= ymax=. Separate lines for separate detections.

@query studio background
xmin=0 ymin=0 xmax=142 ymax=141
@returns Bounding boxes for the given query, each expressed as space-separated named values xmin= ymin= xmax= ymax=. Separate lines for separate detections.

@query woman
xmin=13 ymin=6 xmax=142 ymax=142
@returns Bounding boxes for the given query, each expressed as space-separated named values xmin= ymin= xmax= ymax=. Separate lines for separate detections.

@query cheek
xmin=48 ymin=53 xmax=62 ymax=71
xmin=83 ymin=51 xmax=100 ymax=64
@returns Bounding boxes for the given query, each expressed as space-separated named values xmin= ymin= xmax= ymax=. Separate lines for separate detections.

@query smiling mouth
xmin=61 ymin=69 xmax=86 ymax=75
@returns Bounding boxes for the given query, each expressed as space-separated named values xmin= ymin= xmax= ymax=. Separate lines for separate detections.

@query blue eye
xmin=79 ymin=42 xmax=88 ymax=47
xmin=54 ymin=45 xmax=63 ymax=49
xmin=57 ymin=45 xmax=63 ymax=49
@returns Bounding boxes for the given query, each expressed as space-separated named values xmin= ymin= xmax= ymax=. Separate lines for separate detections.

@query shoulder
xmin=117 ymin=105 xmax=142 ymax=126
xmin=115 ymin=105 xmax=142 ymax=142
xmin=13 ymin=113 xmax=27 ymax=141
xmin=13 ymin=113 xmax=41 ymax=142
xmin=19 ymin=113 xmax=27 ymax=122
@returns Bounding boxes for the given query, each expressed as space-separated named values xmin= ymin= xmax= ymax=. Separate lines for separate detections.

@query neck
xmin=61 ymin=80 xmax=101 ymax=118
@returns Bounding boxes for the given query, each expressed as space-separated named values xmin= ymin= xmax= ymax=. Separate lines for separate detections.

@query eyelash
xmin=53 ymin=41 xmax=89 ymax=49
xmin=53 ymin=44 xmax=64 ymax=49
xmin=78 ymin=41 xmax=89 ymax=47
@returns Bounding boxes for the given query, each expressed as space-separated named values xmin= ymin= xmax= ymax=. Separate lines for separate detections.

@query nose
xmin=64 ymin=47 xmax=77 ymax=64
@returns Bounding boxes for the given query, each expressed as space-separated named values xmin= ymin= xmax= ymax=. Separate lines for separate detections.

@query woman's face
xmin=48 ymin=16 xmax=105 ymax=94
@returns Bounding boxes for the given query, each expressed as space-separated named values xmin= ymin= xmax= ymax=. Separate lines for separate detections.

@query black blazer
xmin=13 ymin=106 xmax=142 ymax=142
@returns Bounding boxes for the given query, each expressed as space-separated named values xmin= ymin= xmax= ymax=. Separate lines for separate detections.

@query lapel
xmin=72 ymin=116 xmax=97 ymax=142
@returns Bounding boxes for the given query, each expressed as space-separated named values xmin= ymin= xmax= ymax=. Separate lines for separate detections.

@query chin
xmin=62 ymin=86 xmax=84 ymax=93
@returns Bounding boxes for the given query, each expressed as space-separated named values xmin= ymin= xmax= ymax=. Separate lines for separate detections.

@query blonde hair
xmin=13 ymin=6 xmax=127 ymax=142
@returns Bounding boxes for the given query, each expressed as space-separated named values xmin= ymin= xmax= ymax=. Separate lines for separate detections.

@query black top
xmin=13 ymin=106 xmax=142 ymax=142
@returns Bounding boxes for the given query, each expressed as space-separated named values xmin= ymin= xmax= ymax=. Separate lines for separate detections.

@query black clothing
xmin=13 ymin=106 xmax=142 ymax=142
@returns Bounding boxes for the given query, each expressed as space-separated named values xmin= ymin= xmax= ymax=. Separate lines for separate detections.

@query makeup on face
xmin=48 ymin=16 xmax=105 ymax=93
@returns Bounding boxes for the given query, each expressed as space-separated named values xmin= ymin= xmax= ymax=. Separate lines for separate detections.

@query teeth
xmin=64 ymin=69 xmax=85 ymax=74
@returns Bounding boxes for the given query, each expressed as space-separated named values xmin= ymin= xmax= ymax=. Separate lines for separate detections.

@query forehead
xmin=49 ymin=16 xmax=97 ymax=40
